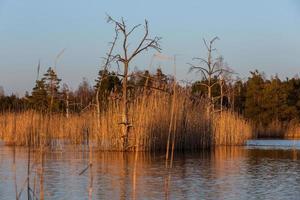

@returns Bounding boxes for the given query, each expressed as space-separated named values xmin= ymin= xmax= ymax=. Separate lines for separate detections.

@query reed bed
xmin=0 ymin=91 xmax=253 ymax=151
xmin=253 ymin=120 xmax=300 ymax=139
xmin=255 ymin=121 xmax=285 ymax=138
xmin=285 ymin=122 xmax=300 ymax=139
xmin=0 ymin=111 xmax=92 ymax=147
xmin=212 ymin=112 xmax=252 ymax=146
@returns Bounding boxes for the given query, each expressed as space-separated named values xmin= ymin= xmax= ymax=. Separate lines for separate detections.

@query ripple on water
xmin=0 ymin=146 xmax=300 ymax=200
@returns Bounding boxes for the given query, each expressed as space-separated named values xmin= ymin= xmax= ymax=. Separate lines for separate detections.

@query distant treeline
xmin=1 ymin=67 xmax=300 ymax=127
xmin=192 ymin=70 xmax=300 ymax=125
xmin=0 ymin=67 xmax=172 ymax=113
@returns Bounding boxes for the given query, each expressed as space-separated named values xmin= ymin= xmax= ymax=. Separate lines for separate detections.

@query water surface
xmin=0 ymin=145 xmax=300 ymax=200
xmin=247 ymin=139 xmax=300 ymax=149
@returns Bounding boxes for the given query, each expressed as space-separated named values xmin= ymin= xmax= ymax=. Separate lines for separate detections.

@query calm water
xmin=1 ymin=145 xmax=300 ymax=200
xmin=247 ymin=139 xmax=300 ymax=149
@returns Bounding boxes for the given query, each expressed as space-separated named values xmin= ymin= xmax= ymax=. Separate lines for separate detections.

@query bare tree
xmin=188 ymin=37 xmax=231 ymax=113
xmin=106 ymin=16 xmax=161 ymax=150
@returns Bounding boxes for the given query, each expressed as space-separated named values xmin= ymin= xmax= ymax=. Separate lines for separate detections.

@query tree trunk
xmin=50 ymin=78 xmax=54 ymax=114
xmin=207 ymin=76 xmax=212 ymax=115
xmin=220 ymin=81 xmax=223 ymax=114
xmin=122 ymin=61 xmax=129 ymax=150
xmin=66 ymin=91 xmax=69 ymax=118
xmin=96 ymin=89 xmax=100 ymax=122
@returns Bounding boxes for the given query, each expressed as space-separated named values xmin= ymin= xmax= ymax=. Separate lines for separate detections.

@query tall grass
xmin=0 ymin=90 xmax=253 ymax=151
xmin=254 ymin=120 xmax=300 ymax=139
xmin=212 ymin=112 xmax=252 ymax=145
xmin=255 ymin=121 xmax=285 ymax=138
xmin=285 ymin=122 xmax=300 ymax=139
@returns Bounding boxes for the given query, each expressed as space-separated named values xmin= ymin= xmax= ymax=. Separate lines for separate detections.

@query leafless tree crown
xmin=105 ymin=15 xmax=161 ymax=65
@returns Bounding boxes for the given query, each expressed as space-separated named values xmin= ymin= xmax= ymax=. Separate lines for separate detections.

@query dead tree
xmin=96 ymin=25 xmax=119 ymax=126
xmin=188 ymin=37 xmax=228 ymax=114
xmin=106 ymin=16 xmax=161 ymax=150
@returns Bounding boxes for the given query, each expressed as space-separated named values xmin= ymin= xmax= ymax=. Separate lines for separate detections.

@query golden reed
xmin=0 ymin=91 xmax=252 ymax=151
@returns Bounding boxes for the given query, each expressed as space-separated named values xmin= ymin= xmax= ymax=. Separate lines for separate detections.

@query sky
xmin=0 ymin=0 xmax=300 ymax=95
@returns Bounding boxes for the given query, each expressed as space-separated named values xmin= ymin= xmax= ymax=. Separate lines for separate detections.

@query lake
xmin=0 ymin=143 xmax=300 ymax=200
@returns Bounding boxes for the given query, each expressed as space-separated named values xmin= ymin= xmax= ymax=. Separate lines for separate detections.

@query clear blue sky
xmin=1 ymin=0 xmax=300 ymax=95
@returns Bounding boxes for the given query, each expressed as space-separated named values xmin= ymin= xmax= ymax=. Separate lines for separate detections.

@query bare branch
xmin=193 ymin=57 xmax=209 ymax=67
xmin=106 ymin=15 xmax=125 ymax=33
xmin=187 ymin=63 xmax=209 ymax=80
xmin=102 ymin=25 xmax=119 ymax=70
xmin=128 ymin=20 xmax=161 ymax=61
xmin=210 ymin=36 xmax=219 ymax=46
xmin=127 ymin=24 xmax=141 ymax=36
xmin=128 ymin=20 xmax=149 ymax=59
xmin=203 ymin=38 xmax=209 ymax=51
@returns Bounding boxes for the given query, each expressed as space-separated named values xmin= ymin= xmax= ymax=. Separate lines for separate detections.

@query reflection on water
xmin=0 ymin=146 xmax=300 ymax=200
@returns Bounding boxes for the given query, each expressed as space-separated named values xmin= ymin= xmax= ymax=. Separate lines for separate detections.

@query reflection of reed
xmin=12 ymin=146 xmax=18 ymax=200
xmin=212 ymin=147 xmax=247 ymax=178
xmin=132 ymin=151 xmax=138 ymax=200
xmin=3 ymin=147 xmax=300 ymax=199
xmin=213 ymin=147 xmax=247 ymax=161
xmin=212 ymin=147 xmax=300 ymax=197
xmin=247 ymin=148 xmax=300 ymax=159
xmin=94 ymin=152 xmax=164 ymax=199
xmin=292 ymin=149 xmax=298 ymax=161
xmin=39 ymin=149 xmax=44 ymax=200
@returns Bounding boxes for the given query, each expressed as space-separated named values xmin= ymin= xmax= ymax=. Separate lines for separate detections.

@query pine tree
xmin=94 ymin=69 xmax=121 ymax=104
xmin=244 ymin=70 xmax=265 ymax=123
xmin=42 ymin=67 xmax=62 ymax=112
xmin=29 ymin=79 xmax=48 ymax=111
xmin=287 ymin=78 xmax=300 ymax=120
xmin=232 ymin=80 xmax=246 ymax=114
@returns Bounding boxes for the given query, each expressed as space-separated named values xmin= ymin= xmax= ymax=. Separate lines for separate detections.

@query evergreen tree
xmin=232 ymin=80 xmax=246 ymax=114
xmin=29 ymin=79 xmax=48 ymax=111
xmin=284 ymin=77 xmax=300 ymax=121
xmin=244 ymin=70 xmax=265 ymax=123
xmin=94 ymin=69 xmax=121 ymax=103
xmin=42 ymin=67 xmax=62 ymax=111
xmin=264 ymin=76 xmax=297 ymax=123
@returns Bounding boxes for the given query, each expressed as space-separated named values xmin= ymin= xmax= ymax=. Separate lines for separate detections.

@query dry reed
xmin=255 ymin=121 xmax=285 ymax=138
xmin=0 ymin=91 xmax=253 ymax=151
xmin=212 ymin=112 xmax=252 ymax=146
xmin=285 ymin=122 xmax=300 ymax=139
